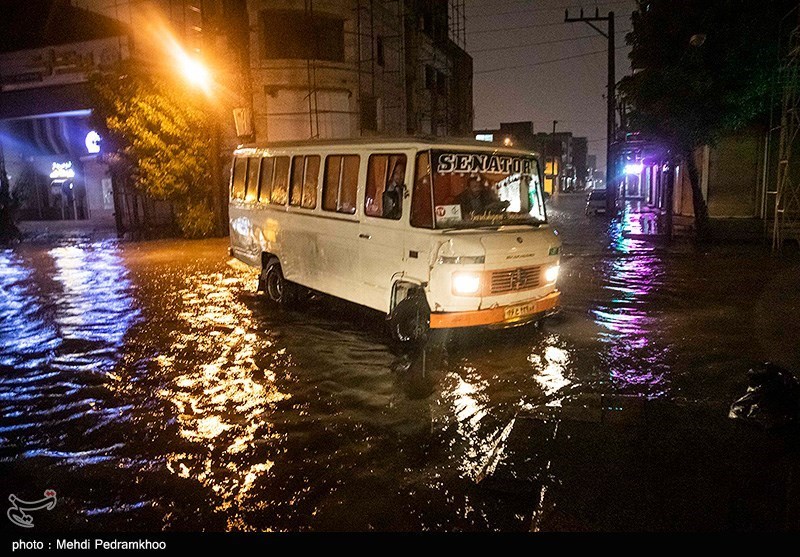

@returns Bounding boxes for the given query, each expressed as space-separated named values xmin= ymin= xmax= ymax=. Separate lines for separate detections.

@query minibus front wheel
xmin=262 ymin=256 xmax=294 ymax=306
xmin=388 ymin=289 xmax=430 ymax=344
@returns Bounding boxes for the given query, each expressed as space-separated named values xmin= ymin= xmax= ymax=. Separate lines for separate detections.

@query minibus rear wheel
xmin=262 ymin=257 xmax=294 ymax=306
xmin=388 ymin=290 xmax=430 ymax=344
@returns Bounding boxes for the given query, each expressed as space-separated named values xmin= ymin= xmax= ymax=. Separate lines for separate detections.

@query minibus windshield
xmin=419 ymin=150 xmax=546 ymax=229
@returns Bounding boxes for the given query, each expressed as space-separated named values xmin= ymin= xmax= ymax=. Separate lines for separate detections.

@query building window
xmin=420 ymin=11 xmax=433 ymax=35
xmin=376 ymin=35 xmax=385 ymax=67
xmin=365 ymin=154 xmax=406 ymax=219
xmin=425 ymin=65 xmax=436 ymax=90
xmin=323 ymin=155 xmax=360 ymax=214
xmin=436 ymin=71 xmax=446 ymax=95
xmin=361 ymin=96 xmax=378 ymax=132
xmin=475 ymin=134 xmax=494 ymax=142
xmin=261 ymin=10 xmax=344 ymax=62
xmin=289 ymin=155 xmax=320 ymax=209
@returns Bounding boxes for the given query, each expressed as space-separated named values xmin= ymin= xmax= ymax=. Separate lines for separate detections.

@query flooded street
xmin=2 ymin=194 xmax=800 ymax=531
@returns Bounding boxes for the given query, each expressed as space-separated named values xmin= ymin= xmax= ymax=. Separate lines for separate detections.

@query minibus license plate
xmin=504 ymin=301 xmax=537 ymax=321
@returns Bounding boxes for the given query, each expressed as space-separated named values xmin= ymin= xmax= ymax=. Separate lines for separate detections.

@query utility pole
xmin=551 ymin=120 xmax=558 ymax=196
xmin=565 ymin=8 xmax=616 ymax=215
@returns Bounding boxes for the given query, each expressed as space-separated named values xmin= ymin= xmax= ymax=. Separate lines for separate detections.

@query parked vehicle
xmin=228 ymin=137 xmax=561 ymax=342
xmin=585 ymin=189 xmax=607 ymax=215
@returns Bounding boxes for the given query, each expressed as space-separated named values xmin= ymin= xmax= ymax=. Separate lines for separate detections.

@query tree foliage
xmin=619 ymin=0 xmax=794 ymax=237
xmin=89 ymin=64 xmax=216 ymax=238
xmin=620 ymin=0 xmax=791 ymax=148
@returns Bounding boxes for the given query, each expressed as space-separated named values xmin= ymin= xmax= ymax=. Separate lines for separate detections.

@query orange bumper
xmin=429 ymin=290 xmax=561 ymax=329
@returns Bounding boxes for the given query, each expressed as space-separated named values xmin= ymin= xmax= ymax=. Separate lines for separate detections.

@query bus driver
xmin=456 ymin=175 xmax=509 ymax=217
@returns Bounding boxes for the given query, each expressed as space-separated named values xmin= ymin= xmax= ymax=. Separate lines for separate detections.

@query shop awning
xmin=0 ymin=82 xmax=93 ymax=120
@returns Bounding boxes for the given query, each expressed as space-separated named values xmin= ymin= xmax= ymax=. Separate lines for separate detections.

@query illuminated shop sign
xmin=50 ymin=161 xmax=75 ymax=179
xmin=85 ymin=130 xmax=101 ymax=154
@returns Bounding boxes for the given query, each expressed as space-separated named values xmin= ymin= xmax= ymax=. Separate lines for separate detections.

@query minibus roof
xmin=234 ymin=136 xmax=541 ymax=157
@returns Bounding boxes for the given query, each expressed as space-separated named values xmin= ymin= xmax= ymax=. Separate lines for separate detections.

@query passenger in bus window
xmin=382 ymin=160 xmax=405 ymax=219
xmin=456 ymin=175 xmax=508 ymax=217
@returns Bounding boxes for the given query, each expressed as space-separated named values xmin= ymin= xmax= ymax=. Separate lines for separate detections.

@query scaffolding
xmin=410 ymin=1 xmax=467 ymax=136
xmin=354 ymin=0 xmax=406 ymax=135
xmin=448 ymin=0 xmax=465 ymax=49
xmin=773 ymin=9 xmax=800 ymax=251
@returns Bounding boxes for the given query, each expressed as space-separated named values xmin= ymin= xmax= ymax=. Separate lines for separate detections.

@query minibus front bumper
xmin=429 ymin=290 xmax=561 ymax=329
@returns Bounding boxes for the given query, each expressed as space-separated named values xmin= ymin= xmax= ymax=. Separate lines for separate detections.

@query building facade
xmin=0 ymin=2 xmax=133 ymax=235
xmin=248 ymin=0 xmax=472 ymax=143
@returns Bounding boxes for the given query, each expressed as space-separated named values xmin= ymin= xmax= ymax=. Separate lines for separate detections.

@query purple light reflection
xmin=590 ymin=214 xmax=671 ymax=397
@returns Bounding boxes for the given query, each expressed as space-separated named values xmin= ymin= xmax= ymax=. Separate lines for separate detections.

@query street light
xmin=180 ymin=56 xmax=211 ymax=92
xmin=170 ymin=43 xmax=212 ymax=96
xmin=170 ymin=43 xmax=225 ymax=234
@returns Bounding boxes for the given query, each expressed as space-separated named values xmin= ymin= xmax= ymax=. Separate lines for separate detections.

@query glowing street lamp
xmin=181 ymin=56 xmax=211 ymax=91
xmin=167 ymin=39 xmax=212 ymax=95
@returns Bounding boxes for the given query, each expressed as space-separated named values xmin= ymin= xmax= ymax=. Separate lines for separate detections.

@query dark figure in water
xmin=729 ymin=362 xmax=800 ymax=430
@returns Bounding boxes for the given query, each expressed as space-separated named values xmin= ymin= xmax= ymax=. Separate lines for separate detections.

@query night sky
xmin=465 ymin=0 xmax=637 ymax=171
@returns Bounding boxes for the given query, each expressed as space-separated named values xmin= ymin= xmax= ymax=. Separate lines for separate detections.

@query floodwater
xmin=1 ymin=195 xmax=799 ymax=531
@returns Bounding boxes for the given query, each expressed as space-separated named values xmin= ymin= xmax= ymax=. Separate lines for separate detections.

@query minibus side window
xmin=302 ymin=156 xmax=320 ymax=209
xmin=289 ymin=155 xmax=320 ymax=209
xmin=411 ymin=151 xmax=434 ymax=228
xmin=245 ymin=157 xmax=260 ymax=202
xmin=259 ymin=157 xmax=274 ymax=203
xmin=271 ymin=156 xmax=290 ymax=205
xmin=365 ymin=154 xmax=406 ymax=220
xmin=290 ymin=156 xmax=304 ymax=206
xmin=231 ymin=157 xmax=247 ymax=200
xmin=323 ymin=154 xmax=359 ymax=214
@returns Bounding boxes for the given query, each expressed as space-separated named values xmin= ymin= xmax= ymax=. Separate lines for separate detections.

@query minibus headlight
xmin=544 ymin=265 xmax=560 ymax=284
xmin=452 ymin=272 xmax=481 ymax=295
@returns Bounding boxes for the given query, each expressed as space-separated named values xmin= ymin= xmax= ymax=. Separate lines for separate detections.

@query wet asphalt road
xmin=1 ymin=194 xmax=799 ymax=531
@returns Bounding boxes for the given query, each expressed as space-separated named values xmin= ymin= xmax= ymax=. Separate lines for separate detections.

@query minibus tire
xmin=263 ymin=257 xmax=294 ymax=306
xmin=389 ymin=292 xmax=430 ymax=344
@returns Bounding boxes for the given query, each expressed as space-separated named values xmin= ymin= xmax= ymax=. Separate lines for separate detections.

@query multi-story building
xmin=247 ymin=0 xmax=472 ymax=142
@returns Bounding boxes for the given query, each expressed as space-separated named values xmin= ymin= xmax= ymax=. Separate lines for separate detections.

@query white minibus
xmin=228 ymin=137 xmax=561 ymax=342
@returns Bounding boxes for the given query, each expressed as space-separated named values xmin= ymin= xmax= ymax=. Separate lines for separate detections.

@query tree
xmin=89 ymin=63 xmax=217 ymax=238
xmin=0 ymin=139 xmax=21 ymax=245
xmin=618 ymin=0 xmax=794 ymax=240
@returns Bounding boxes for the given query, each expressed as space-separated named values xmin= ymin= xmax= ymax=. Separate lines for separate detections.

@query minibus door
xmin=359 ymin=154 xmax=409 ymax=312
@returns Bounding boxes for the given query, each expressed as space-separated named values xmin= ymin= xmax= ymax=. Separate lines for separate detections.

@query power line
xmin=468 ymin=0 xmax=634 ymax=19
xmin=469 ymin=20 xmax=569 ymax=35
xmin=474 ymin=44 xmax=628 ymax=75
xmin=470 ymin=28 xmax=630 ymax=54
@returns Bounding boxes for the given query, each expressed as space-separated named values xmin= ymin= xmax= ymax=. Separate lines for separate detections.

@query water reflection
xmin=49 ymin=243 xmax=140 ymax=364
xmin=0 ymin=241 xmax=139 ymax=461
xmin=528 ymin=339 xmax=572 ymax=398
xmin=0 ymin=249 xmax=60 ymax=370
xmin=157 ymin=270 xmax=290 ymax=523
xmin=591 ymin=212 xmax=671 ymax=396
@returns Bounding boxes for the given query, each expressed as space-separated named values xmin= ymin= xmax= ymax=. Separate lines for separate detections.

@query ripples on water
xmin=0 ymin=241 xmax=141 ymax=519
xmin=2 ymin=197 xmax=794 ymax=530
